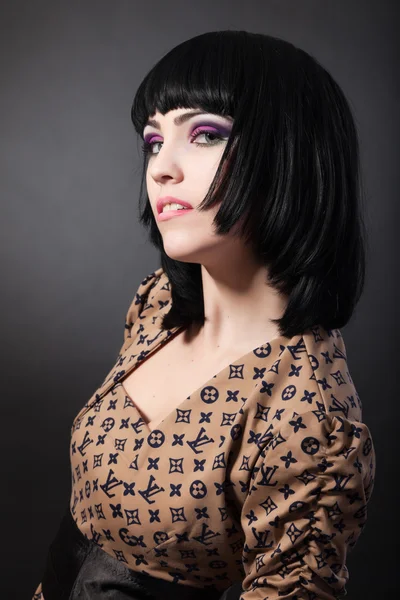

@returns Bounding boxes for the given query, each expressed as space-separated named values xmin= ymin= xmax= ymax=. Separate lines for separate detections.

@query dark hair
xmin=130 ymin=30 xmax=368 ymax=339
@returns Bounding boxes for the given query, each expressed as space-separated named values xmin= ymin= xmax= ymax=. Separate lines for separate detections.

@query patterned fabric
xmin=33 ymin=267 xmax=375 ymax=599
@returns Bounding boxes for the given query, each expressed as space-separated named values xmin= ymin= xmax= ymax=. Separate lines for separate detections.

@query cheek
xmin=145 ymin=172 xmax=158 ymax=202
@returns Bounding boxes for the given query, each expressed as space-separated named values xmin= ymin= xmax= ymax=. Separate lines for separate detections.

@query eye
xmin=141 ymin=126 xmax=226 ymax=156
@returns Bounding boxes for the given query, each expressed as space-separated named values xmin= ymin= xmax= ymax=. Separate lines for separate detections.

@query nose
xmin=147 ymin=141 xmax=188 ymax=185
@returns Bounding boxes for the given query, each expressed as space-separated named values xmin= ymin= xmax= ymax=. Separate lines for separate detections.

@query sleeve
xmin=239 ymin=409 xmax=375 ymax=599
xmin=32 ymin=581 xmax=44 ymax=599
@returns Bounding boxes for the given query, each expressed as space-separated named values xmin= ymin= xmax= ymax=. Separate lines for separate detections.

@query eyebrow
xmin=144 ymin=110 xmax=232 ymax=130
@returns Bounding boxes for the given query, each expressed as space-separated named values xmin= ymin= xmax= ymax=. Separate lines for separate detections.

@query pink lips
xmin=157 ymin=207 xmax=193 ymax=222
xmin=156 ymin=196 xmax=194 ymax=222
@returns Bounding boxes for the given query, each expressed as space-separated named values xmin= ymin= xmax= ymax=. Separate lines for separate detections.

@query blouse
xmin=33 ymin=266 xmax=376 ymax=599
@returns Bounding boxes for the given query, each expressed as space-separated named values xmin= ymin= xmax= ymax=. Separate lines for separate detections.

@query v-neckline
xmin=70 ymin=265 xmax=300 ymax=432
xmin=115 ymin=324 xmax=292 ymax=434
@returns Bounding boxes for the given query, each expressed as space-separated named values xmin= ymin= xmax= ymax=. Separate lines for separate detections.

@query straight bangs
xmin=130 ymin=30 xmax=367 ymax=338
xmin=131 ymin=30 xmax=275 ymax=242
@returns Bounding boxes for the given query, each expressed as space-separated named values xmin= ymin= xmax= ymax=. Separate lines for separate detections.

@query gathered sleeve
xmin=239 ymin=409 xmax=375 ymax=599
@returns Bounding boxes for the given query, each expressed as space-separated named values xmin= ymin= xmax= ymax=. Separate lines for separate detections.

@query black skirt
xmin=41 ymin=505 xmax=241 ymax=600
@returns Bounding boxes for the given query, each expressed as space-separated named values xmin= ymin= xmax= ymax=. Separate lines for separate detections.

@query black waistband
xmin=41 ymin=505 xmax=235 ymax=600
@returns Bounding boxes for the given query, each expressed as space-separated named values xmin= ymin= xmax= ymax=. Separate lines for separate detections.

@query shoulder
xmin=122 ymin=266 xmax=171 ymax=346
xmin=279 ymin=325 xmax=361 ymax=420
xmin=301 ymin=325 xmax=362 ymax=423
xmin=244 ymin=325 xmax=368 ymax=450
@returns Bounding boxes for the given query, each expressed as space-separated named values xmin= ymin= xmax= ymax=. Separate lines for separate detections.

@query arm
xmin=239 ymin=409 xmax=375 ymax=599
xmin=34 ymin=269 xmax=165 ymax=599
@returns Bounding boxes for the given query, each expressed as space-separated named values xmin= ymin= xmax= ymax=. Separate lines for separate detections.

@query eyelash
xmin=141 ymin=127 xmax=225 ymax=156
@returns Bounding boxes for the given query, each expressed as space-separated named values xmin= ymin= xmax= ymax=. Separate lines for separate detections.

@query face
xmin=142 ymin=108 xmax=248 ymax=268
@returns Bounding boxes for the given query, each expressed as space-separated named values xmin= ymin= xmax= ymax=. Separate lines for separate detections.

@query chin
xmin=162 ymin=246 xmax=202 ymax=264
xmin=163 ymin=243 xmax=225 ymax=270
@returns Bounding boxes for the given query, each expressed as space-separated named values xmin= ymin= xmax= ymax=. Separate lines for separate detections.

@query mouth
xmin=157 ymin=196 xmax=193 ymax=214
xmin=156 ymin=195 xmax=194 ymax=222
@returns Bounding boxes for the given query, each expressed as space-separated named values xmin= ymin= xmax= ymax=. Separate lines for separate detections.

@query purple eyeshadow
xmin=144 ymin=121 xmax=232 ymax=143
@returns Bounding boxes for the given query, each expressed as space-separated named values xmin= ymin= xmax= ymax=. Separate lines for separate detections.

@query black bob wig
xmin=130 ymin=30 xmax=368 ymax=339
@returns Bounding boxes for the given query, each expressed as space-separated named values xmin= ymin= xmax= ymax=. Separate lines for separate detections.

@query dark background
xmin=0 ymin=1 xmax=397 ymax=598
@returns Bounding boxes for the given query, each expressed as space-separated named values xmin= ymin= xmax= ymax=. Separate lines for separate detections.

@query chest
xmin=121 ymin=329 xmax=232 ymax=431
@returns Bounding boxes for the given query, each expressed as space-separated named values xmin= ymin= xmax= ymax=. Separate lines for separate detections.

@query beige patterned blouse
xmin=33 ymin=266 xmax=376 ymax=599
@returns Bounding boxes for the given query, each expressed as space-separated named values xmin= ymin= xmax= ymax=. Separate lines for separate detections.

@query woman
xmin=33 ymin=30 xmax=376 ymax=599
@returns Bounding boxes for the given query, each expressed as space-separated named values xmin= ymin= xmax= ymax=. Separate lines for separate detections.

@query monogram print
xmin=33 ymin=267 xmax=375 ymax=599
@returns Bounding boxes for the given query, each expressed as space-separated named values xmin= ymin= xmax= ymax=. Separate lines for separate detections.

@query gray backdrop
xmin=1 ymin=1 xmax=397 ymax=598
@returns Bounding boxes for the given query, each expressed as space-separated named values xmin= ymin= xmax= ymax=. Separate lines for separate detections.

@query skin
xmin=142 ymin=108 xmax=289 ymax=356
